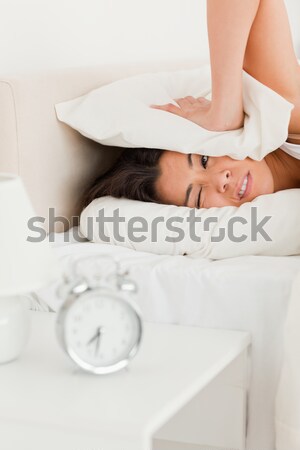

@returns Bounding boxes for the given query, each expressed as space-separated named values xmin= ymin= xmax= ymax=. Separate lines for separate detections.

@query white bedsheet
xmin=32 ymin=229 xmax=300 ymax=450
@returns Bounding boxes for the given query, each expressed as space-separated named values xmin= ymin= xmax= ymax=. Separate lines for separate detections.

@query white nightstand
xmin=0 ymin=311 xmax=251 ymax=450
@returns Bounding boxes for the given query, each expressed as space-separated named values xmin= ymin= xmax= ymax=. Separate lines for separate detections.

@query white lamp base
xmin=0 ymin=296 xmax=30 ymax=364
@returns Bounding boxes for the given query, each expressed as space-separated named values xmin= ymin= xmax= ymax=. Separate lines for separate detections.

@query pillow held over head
xmin=55 ymin=65 xmax=293 ymax=161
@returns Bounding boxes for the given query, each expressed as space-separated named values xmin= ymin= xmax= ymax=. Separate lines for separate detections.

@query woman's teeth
xmin=239 ymin=175 xmax=248 ymax=198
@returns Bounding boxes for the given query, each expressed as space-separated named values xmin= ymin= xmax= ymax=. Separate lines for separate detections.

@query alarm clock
xmin=56 ymin=255 xmax=143 ymax=375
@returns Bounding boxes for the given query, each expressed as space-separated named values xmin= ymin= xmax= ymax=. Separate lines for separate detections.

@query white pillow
xmin=55 ymin=65 xmax=293 ymax=161
xmin=79 ymin=189 xmax=300 ymax=259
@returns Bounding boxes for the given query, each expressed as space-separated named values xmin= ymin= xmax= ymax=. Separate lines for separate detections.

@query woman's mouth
xmin=237 ymin=172 xmax=252 ymax=199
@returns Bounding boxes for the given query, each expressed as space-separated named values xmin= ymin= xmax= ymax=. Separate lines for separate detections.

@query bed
xmin=1 ymin=60 xmax=299 ymax=450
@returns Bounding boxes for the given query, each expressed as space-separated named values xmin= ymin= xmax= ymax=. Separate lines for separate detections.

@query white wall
xmin=0 ymin=0 xmax=299 ymax=75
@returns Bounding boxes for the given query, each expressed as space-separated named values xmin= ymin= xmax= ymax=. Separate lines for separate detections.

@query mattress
xmin=31 ymin=228 xmax=300 ymax=450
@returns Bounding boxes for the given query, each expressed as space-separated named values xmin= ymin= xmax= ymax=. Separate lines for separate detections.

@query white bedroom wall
xmin=0 ymin=0 xmax=299 ymax=75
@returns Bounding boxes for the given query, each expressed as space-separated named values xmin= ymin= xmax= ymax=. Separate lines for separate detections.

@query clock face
xmin=59 ymin=290 xmax=142 ymax=374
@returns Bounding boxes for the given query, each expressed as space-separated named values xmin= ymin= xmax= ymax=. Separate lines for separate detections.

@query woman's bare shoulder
xmin=286 ymin=133 xmax=300 ymax=145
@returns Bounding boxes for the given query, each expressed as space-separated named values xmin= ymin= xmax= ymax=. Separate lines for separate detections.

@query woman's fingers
xmin=174 ymin=98 xmax=191 ymax=109
xmin=196 ymin=96 xmax=210 ymax=104
xmin=175 ymin=96 xmax=197 ymax=105
xmin=185 ymin=96 xmax=198 ymax=104
xmin=150 ymin=94 xmax=242 ymax=130
xmin=150 ymin=96 xmax=211 ymax=121
xmin=150 ymin=103 xmax=185 ymax=117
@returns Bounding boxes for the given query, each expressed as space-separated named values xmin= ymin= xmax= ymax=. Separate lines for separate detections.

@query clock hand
xmin=86 ymin=327 xmax=102 ymax=346
xmin=95 ymin=332 xmax=101 ymax=356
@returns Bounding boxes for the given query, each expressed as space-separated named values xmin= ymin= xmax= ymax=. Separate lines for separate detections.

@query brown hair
xmin=80 ymin=147 xmax=165 ymax=210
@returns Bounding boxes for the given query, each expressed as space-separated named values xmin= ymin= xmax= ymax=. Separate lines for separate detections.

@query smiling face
xmin=155 ymin=151 xmax=275 ymax=208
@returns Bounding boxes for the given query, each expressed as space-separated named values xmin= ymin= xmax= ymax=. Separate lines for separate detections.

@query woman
xmin=81 ymin=0 xmax=300 ymax=210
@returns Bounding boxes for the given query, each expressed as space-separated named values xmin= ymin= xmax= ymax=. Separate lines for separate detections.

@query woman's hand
xmin=150 ymin=96 xmax=245 ymax=131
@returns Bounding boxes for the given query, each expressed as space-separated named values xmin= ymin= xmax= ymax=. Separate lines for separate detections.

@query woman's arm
xmin=152 ymin=0 xmax=261 ymax=131
xmin=242 ymin=0 xmax=300 ymax=135
xmin=206 ymin=0 xmax=260 ymax=130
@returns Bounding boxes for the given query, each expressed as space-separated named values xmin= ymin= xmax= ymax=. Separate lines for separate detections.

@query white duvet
xmin=31 ymin=230 xmax=300 ymax=450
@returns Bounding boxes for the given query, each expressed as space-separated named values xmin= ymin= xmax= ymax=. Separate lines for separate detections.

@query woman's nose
xmin=216 ymin=170 xmax=231 ymax=193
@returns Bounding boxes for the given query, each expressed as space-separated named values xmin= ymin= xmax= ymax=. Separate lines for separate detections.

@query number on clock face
xmin=64 ymin=292 xmax=141 ymax=369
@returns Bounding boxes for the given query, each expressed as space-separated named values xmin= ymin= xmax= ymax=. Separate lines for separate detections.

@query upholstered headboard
xmin=0 ymin=59 xmax=202 ymax=232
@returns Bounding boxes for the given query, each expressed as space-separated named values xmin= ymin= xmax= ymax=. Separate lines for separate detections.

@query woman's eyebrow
xmin=187 ymin=153 xmax=193 ymax=168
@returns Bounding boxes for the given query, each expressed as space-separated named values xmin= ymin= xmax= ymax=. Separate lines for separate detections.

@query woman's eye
xmin=201 ymin=155 xmax=209 ymax=169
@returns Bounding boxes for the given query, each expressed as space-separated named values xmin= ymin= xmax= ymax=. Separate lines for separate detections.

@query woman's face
xmin=156 ymin=151 xmax=274 ymax=208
